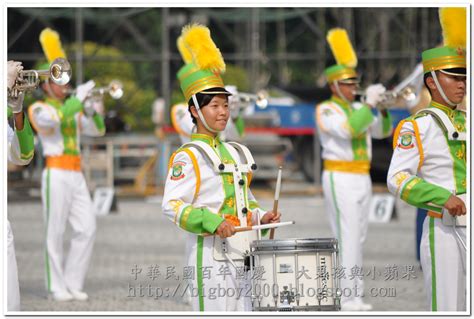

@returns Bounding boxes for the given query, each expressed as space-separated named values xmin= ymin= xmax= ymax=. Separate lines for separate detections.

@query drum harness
xmin=181 ymin=140 xmax=259 ymax=270
xmin=416 ymin=108 xmax=467 ymax=257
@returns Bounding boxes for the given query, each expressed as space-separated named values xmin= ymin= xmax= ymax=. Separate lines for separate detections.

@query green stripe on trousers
xmin=429 ymin=217 xmax=437 ymax=311
xmin=197 ymin=236 xmax=204 ymax=311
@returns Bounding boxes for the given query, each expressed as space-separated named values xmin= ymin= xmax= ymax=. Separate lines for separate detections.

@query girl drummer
xmin=162 ymin=24 xmax=280 ymax=312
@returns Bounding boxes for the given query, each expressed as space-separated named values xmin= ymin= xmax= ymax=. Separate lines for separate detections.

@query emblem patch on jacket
xmin=398 ymin=132 xmax=415 ymax=149
xmin=171 ymin=161 xmax=186 ymax=180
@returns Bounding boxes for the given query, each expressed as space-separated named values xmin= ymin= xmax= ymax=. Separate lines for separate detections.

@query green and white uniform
xmin=316 ymin=96 xmax=392 ymax=306
xmin=162 ymin=134 xmax=267 ymax=311
xmin=387 ymin=101 xmax=466 ymax=311
xmin=29 ymin=96 xmax=105 ymax=296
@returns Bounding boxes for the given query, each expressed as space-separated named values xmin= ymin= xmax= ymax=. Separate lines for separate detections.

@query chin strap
xmin=191 ymin=94 xmax=219 ymax=133
xmin=430 ymin=71 xmax=457 ymax=107
xmin=334 ymin=81 xmax=350 ymax=104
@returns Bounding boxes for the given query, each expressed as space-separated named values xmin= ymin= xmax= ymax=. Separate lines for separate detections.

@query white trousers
xmin=322 ymin=170 xmax=371 ymax=305
xmin=420 ymin=216 xmax=466 ymax=311
xmin=7 ymin=220 xmax=20 ymax=311
xmin=41 ymin=168 xmax=96 ymax=294
xmin=186 ymin=234 xmax=252 ymax=311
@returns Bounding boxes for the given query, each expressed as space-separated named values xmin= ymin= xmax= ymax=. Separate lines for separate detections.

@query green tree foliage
xmin=69 ymin=42 xmax=157 ymax=131
xmin=30 ymin=42 xmax=157 ymax=132
xmin=221 ymin=64 xmax=250 ymax=92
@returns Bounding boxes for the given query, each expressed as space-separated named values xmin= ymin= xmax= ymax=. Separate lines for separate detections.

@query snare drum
xmin=249 ymin=238 xmax=340 ymax=311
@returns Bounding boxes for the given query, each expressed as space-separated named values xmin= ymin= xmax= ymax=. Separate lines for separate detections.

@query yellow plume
xmin=439 ymin=7 xmax=466 ymax=48
xmin=181 ymin=24 xmax=225 ymax=73
xmin=39 ymin=28 xmax=67 ymax=63
xmin=326 ymin=28 xmax=357 ymax=68
xmin=177 ymin=36 xmax=193 ymax=64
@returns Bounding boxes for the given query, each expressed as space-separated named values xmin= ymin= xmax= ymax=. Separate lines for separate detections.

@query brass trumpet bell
xmin=9 ymin=58 xmax=72 ymax=97
xmin=89 ymin=80 xmax=124 ymax=100
xmin=107 ymin=80 xmax=124 ymax=100
xmin=49 ymin=58 xmax=72 ymax=85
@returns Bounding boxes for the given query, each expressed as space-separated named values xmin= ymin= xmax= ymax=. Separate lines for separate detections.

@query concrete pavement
xmin=8 ymin=193 xmax=426 ymax=312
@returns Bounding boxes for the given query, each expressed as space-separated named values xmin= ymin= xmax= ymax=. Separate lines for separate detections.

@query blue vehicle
xmin=251 ymin=101 xmax=411 ymax=182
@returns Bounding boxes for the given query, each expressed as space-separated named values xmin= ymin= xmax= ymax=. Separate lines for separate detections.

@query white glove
xmin=7 ymin=60 xmax=23 ymax=90
xmin=8 ymin=91 xmax=24 ymax=113
xmin=75 ymin=80 xmax=95 ymax=103
xmin=365 ymin=84 xmax=386 ymax=107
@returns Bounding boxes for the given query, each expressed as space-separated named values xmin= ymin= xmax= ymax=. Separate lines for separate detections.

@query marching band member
xmin=315 ymin=28 xmax=393 ymax=311
xmin=172 ymin=37 xmax=246 ymax=307
xmin=7 ymin=60 xmax=35 ymax=311
xmin=387 ymin=8 xmax=466 ymax=311
xmin=28 ymin=28 xmax=105 ymax=301
xmin=162 ymin=24 xmax=280 ymax=311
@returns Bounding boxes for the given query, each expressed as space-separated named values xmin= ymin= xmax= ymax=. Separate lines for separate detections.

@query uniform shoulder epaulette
xmin=27 ymin=101 xmax=57 ymax=136
xmin=173 ymin=146 xmax=195 ymax=158
xmin=174 ymin=146 xmax=185 ymax=153
xmin=30 ymin=100 xmax=47 ymax=106
xmin=391 ymin=114 xmax=423 ymax=150
xmin=319 ymin=99 xmax=333 ymax=106
xmin=413 ymin=112 xmax=429 ymax=120
xmin=167 ymin=146 xmax=200 ymax=173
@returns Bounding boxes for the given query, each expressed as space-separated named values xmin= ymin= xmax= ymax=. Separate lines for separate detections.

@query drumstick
xmin=200 ymin=221 xmax=295 ymax=237
xmin=269 ymin=166 xmax=282 ymax=240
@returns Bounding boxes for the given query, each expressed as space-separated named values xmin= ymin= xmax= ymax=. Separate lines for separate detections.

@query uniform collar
xmin=331 ymin=95 xmax=351 ymax=110
xmin=191 ymin=133 xmax=222 ymax=148
xmin=430 ymin=101 xmax=456 ymax=117
xmin=45 ymin=97 xmax=63 ymax=109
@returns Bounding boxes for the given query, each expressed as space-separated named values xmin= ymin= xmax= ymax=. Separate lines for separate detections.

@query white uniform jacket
xmin=316 ymin=96 xmax=393 ymax=171
xmin=163 ymin=133 xmax=266 ymax=236
xmin=28 ymin=97 xmax=105 ymax=156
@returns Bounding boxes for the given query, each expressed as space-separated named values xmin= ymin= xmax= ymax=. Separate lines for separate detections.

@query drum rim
xmin=251 ymin=238 xmax=338 ymax=250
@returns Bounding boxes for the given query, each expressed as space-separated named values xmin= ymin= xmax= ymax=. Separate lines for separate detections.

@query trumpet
xmin=355 ymin=85 xmax=418 ymax=109
xmin=90 ymin=80 xmax=124 ymax=100
xmin=233 ymin=90 xmax=269 ymax=109
xmin=8 ymin=58 xmax=72 ymax=98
